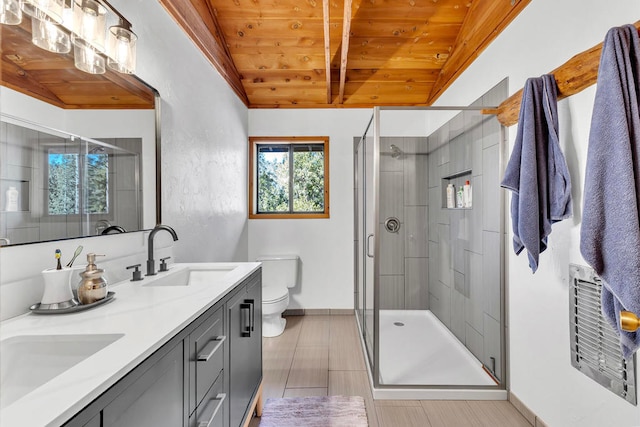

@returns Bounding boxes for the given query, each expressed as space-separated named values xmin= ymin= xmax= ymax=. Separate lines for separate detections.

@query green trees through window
xmin=48 ymin=153 xmax=79 ymax=215
xmin=48 ymin=152 xmax=109 ymax=215
xmin=251 ymin=137 xmax=329 ymax=218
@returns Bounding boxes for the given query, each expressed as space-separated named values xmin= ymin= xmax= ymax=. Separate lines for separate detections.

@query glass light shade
xmin=60 ymin=0 xmax=73 ymax=31
xmin=72 ymin=0 xmax=106 ymax=53
xmin=21 ymin=0 xmax=64 ymax=24
xmin=106 ymin=25 xmax=136 ymax=74
xmin=0 ymin=0 xmax=21 ymax=25
xmin=73 ymin=40 xmax=105 ymax=74
xmin=31 ymin=17 xmax=71 ymax=53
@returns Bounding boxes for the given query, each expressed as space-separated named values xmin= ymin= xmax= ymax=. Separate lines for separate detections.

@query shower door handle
xmin=366 ymin=234 xmax=374 ymax=258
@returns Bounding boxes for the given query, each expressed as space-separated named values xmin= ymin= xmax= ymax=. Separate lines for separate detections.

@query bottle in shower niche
xmin=446 ymin=184 xmax=456 ymax=208
xmin=463 ymin=180 xmax=472 ymax=208
xmin=456 ymin=185 xmax=464 ymax=208
xmin=5 ymin=186 xmax=18 ymax=212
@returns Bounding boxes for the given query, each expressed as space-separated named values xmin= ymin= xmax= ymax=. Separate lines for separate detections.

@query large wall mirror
xmin=1 ymin=15 xmax=159 ymax=247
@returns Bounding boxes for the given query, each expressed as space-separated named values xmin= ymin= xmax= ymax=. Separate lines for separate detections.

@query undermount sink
xmin=0 ymin=334 xmax=124 ymax=409
xmin=143 ymin=266 xmax=236 ymax=287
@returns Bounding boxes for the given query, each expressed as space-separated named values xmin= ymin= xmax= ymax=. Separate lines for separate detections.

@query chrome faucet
xmin=95 ymin=219 xmax=112 ymax=235
xmin=101 ymin=225 xmax=126 ymax=234
xmin=146 ymin=224 xmax=178 ymax=276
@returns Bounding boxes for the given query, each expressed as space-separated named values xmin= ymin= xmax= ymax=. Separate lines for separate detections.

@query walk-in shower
xmin=353 ymin=81 xmax=508 ymax=399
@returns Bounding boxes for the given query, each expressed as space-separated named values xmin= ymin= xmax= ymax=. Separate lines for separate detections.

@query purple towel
xmin=501 ymin=74 xmax=573 ymax=273
xmin=580 ymin=24 xmax=640 ymax=359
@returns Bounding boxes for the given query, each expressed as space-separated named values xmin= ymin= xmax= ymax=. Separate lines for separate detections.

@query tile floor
xmin=248 ymin=314 xmax=531 ymax=427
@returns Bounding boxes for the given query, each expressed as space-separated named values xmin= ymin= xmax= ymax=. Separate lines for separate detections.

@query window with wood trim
xmin=249 ymin=136 xmax=329 ymax=219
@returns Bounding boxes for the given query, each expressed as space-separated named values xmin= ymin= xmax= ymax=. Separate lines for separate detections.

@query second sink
xmin=0 ymin=334 xmax=124 ymax=409
xmin=143 ymin=266 xmax=236 ymax=287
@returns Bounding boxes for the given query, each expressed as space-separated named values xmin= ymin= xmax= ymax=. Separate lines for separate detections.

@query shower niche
xmin=354 ymin=80 xmax=507 ymax=399
xmin=441 ymin=169 xmax=472 ymax=210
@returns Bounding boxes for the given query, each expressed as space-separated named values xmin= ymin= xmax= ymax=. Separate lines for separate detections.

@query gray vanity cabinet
xmin=84 ymin=414 xmax=101 ymax=427
xmin=188 ymin=305 xmax=227 ymax=426
xmin=227 ymin=274 xmax=262 ymax=427
xmin=102 ymin=341 xmax=186 ymax=427
xmin=62 ymin=268 xmax=261 ymax=427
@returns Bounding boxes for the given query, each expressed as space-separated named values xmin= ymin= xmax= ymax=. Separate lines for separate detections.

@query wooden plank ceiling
xmin=0 ymin=18 xmax=155 ymax=110
xmin=160 ymin=0 xmax=530 ymax=108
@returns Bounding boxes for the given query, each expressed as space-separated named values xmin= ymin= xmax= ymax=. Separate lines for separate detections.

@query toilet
xmin=257 ymin=255 xmax=299 ymax=337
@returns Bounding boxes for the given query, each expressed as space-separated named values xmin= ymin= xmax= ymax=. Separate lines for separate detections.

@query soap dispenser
xmin=77 ymin=253 xmax=108 ymax=304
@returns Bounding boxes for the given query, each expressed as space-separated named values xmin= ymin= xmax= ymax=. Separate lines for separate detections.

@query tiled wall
xmin=379 ymin=137 xmax=430 ymax=310
xmin=427 ymin=82 xmax=507 ymax=381
xmin=0 ymin=121 xmax=142 ymax=245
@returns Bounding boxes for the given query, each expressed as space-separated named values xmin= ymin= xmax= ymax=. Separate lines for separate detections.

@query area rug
xmin=259 ymin=395 xmax=368 ymax=427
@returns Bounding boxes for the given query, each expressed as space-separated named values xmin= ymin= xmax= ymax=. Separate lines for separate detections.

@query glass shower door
xmin=355 ymin=126 xmax=375 ymax=368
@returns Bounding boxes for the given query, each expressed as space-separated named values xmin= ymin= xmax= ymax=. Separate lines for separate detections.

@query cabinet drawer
xmin=189 ymin=372 xmax=225 ymax=427
xmin=190 ymin=306 xmax=225 ymax=412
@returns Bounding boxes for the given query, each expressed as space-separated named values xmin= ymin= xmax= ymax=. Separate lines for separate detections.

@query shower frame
xmin=353 ymin=105 xmax=508 ymax=399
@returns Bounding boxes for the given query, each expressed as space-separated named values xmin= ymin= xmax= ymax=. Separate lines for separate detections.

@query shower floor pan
xmin=370 ymin=310 xmax=505 ymax=400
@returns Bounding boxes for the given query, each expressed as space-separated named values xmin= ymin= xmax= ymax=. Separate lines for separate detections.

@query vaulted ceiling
xmin=160 ymin=0 xmax=530 ymax=108
xmin=0 ymin=0 xmax=529 ymax=110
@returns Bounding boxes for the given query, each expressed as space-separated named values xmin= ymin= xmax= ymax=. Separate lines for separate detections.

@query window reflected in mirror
xmin=47 ymin=150 xmax=110 ymax=215
xmin=1 ymin=116 xmax=142 ymax=246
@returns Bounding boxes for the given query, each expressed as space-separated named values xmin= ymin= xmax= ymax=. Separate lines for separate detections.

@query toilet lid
xmin=263 ymin=285 xmax=288 ymax=303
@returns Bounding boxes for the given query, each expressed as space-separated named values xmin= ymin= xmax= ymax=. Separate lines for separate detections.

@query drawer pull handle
xmin=197 ymin=336 xmax=226 ymax=362
xmin=197 ymin=393 xmax=226 ymax=427
xmin=246 ymin=299 xmax=255 ymax=332
xmin=240 ymin=302 xmax=252 ymax=337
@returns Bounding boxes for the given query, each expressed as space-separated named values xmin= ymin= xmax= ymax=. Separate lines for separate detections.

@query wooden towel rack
xmin=493 ymin=20 xmax=640 ymax=127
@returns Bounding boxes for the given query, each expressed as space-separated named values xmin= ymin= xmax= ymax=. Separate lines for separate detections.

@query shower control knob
xmin=384 ymin=217 xmax=401 ymax=233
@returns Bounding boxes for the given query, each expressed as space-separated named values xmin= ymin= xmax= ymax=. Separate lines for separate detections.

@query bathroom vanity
xmin=0 ymin=262 xmax=262 ymax=427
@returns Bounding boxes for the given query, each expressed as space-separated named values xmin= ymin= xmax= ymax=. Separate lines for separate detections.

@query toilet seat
xmin=263 ymin=285 xmax=288 ymax=304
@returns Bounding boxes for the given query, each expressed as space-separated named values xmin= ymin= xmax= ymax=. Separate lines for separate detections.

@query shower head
xmin=89 ymin=146 xmax=106 ymax=154
xmin=390 ymin=144 xmax=402 ymax=159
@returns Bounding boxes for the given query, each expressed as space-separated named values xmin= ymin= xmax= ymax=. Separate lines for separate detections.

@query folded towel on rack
xmin=501 ymin=74 xmax=572 ymax=273
xmin=580 ymin=24 xmax=640 ymax=359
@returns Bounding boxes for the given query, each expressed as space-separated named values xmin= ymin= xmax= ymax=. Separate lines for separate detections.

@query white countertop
xmin=0 ymin=262 xmax=261 ymax=427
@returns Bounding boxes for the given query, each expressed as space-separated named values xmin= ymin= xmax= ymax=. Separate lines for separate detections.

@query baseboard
xmin=509 ymin=392 xmax=548 ymax=427
xmin=283 ymin=308 xmax=354 ymax=316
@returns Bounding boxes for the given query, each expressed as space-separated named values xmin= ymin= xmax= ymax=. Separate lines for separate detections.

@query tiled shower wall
xmin=427 ymin=82 xmax=506 ymax=381
xmin=0 ymin=121 xmax=142 ymax=244
xmin=379 ymin=137 xmax=430 ymax=310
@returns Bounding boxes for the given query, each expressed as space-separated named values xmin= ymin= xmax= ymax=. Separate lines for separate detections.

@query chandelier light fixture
xmin=1 ymin=0 xmax=137 ymax=75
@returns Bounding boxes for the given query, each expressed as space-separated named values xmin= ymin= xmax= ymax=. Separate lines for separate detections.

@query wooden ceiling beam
xmin=158 ymin=0 xmax=249 ymax=106
xmin=338 ymin=0 xmax=354 ymax=104
xmin=323 ymin=0 xmax=332 ymax=104
xmin=496 ymin=20 xmax=640 ymax=127
xmin=427 ymin=0 xmax=530 ymax=105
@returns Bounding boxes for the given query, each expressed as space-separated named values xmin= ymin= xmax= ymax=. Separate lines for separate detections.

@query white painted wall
xmin=433 ymin=1 xmax=640 ymax=425
xmin=109 ymin=0 xmax=249 ymax=263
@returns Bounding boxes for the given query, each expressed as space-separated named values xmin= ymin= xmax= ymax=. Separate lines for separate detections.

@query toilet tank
xmin=256 ymin=255 xmax=300 ymax=289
